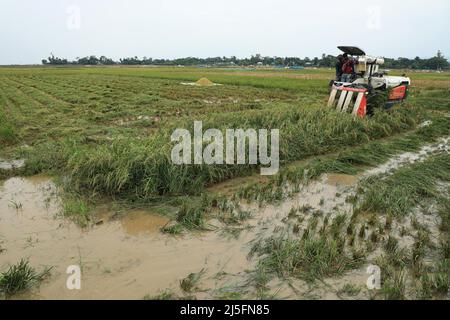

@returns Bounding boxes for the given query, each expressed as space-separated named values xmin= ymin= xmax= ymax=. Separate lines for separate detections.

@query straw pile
xmin=195 ymin=78 xmax=214 ymax=86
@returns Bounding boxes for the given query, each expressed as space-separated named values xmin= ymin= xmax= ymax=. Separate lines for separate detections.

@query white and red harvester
xmin=328 ymin=46 xmax=411 ymax=117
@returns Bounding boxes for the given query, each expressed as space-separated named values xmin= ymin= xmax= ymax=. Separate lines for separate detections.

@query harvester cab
xmin=328 ymin=46 xmax=411 ymax=117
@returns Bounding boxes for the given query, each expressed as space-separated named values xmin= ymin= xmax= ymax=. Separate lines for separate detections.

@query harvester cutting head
xmin=329 ymin=46 xmax=411 ymax=117
xmin=328 ymin=84 xmax=368 ymax=117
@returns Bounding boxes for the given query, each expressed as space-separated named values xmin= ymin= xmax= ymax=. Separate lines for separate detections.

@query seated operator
xmin=341 ymin=54 xmax=355 ymax=83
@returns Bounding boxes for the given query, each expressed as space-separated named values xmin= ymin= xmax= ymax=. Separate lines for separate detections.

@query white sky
xmin=1 ymin=0 xmax=449 ymax=64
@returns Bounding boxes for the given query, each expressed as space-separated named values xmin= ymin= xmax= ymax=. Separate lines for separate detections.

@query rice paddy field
xmin=0 ymin=66 xmax=449 ymax=300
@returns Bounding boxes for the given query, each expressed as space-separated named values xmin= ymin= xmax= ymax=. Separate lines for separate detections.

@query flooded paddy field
xmin=0 ymin=67 xmax=449 ymax=300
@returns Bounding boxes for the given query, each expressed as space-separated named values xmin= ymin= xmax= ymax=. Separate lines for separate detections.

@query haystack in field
xmin=195 ymin=78 xmax=215 ymax=86
xmin=180 ymin=77 xmax=220 ymax=87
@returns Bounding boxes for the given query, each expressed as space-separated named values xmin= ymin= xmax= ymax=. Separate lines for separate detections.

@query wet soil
xmin=1 ymin=138 xmax=448 ymax=299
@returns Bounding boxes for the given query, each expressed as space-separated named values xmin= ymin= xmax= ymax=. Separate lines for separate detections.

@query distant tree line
xmin=383 ymin=51 xmax=448 ymax=70
xmin=42 ymin=51 xmax=449 ymax=70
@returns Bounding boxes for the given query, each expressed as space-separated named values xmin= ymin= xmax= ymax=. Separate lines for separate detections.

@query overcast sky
xmin=2 ymin=0 xmax=449 ymax=64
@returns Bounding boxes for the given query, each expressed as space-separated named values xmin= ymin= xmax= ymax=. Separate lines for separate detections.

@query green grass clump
xmin=0 ymin=259 xmax=51 ymax=297
xmin=338 ymin=284 xmax=361 ymax=297
xmin=252 ymin=215 xmax=364 ymax=283
xmin=419 ymin=259 xmax=449 ymax=299
xmin=175 ymin=201 xmax=208 ymax=231
xmin=0 ymin=108 xmax=16 ymax=147
xmin=180 ymin=269 xmax=205 ymax=293
xmin=381 ymin=270 xmax=407 ymax=300
xmin=144 ymin=290 xmax=175 ymax=300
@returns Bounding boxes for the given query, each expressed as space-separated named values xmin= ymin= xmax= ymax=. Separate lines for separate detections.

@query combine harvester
xmin=328 ymin=46 xmax=411 ymax=117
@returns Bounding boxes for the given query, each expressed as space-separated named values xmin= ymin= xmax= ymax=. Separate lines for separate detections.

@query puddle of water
xmin=365 ymin=137 xmax=449 ymax=176
xmin=0 ymin=176 xmax=253 ymax=300
xmin=270 ymin=265 xmax=371 ymax=300
xmin=297 ymin=175 xmax=352 ymax=212
xmin=245 ymin=173 xmax=355 ymax=238
xmin=0 ymin=159 xmax=25 ymax=170
xmin=120 ymin=210 xmax=170 ymax=236
xmin=0 ymin=177 xmax=61 ymax=238
xmin=326 ymin=173 xmax=358 ymax=187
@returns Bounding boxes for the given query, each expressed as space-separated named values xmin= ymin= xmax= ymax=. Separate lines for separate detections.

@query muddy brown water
xmin=365 ymin=136 xmax=449 ymax=176
xmin=0 ymin=172 xmax=362 ymax=300
xmin=0 ymin=177 xmax=253 ymax=299
xmin=0 ymin=138 xmax=448 ymax=299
